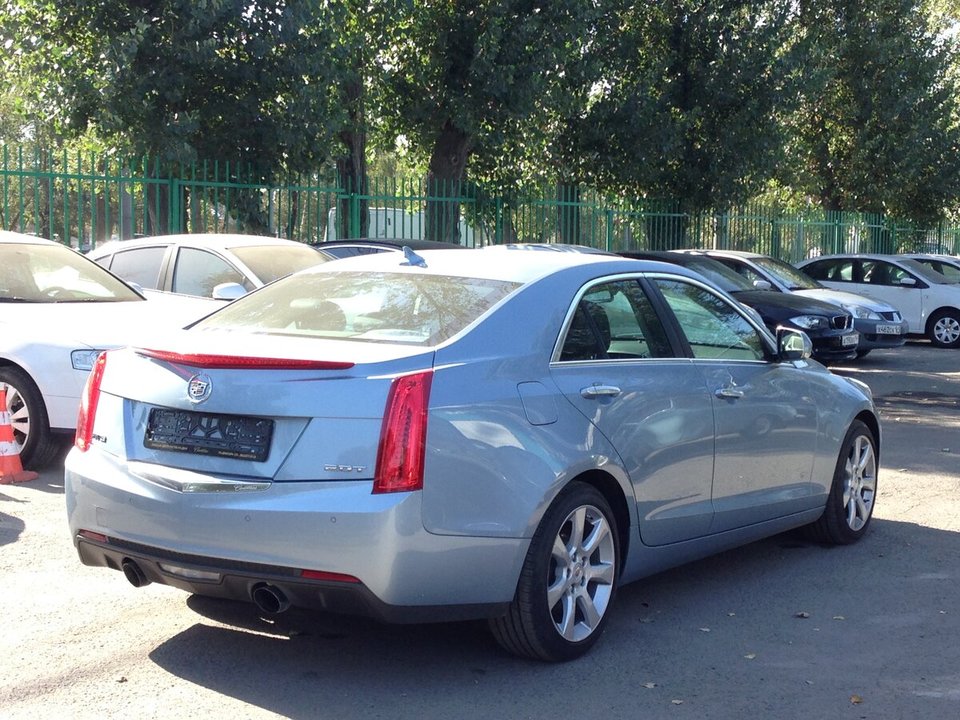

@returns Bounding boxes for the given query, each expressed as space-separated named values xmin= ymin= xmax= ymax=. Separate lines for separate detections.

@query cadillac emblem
xmin=187 ymin=373 xmax=213 ymax=403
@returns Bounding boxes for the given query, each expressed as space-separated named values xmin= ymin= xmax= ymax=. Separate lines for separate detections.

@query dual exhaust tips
xmin=120 ymin=558 xmax=290 ymax=614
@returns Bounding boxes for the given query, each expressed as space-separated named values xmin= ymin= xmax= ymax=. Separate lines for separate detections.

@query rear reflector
xmin=300 ymin=569 xmax=361 ymax=583
xmin=135 ymin=348 xmax=354 ymax=370
xmin=373 ymin=371 xmax=433 ymax=494
xmin=78 ymin=529 xmax=108 ymax=543
xmin=75 ymin=352 xmax=108 ymax=452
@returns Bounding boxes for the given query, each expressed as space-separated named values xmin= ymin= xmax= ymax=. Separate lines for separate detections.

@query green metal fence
xmin=2 ymin=144 xmax=959 ymax=259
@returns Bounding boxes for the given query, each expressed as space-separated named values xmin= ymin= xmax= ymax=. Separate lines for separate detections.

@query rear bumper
xmin=73 ymin=534 xmax=509 ymax=623
xmin=64 ymin=447 xmax=528 ymax=620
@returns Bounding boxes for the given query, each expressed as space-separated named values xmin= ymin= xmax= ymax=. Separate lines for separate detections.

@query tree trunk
xmin=426 ymin=121 xmax=471 ymax=243
xmin=337 ymin=70 xmax=368 ymax=240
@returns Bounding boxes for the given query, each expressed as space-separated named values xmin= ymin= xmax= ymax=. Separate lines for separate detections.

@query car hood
xmin=733 ymin=289 xmax=845 ymax=316
xmin=792 ymin=287 xmax=896 ymax=312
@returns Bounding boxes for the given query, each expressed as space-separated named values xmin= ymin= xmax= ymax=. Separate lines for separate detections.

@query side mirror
xmin=752 ymin=279 xmax=773 ymax=290
xmin=777 ymin=328 xmax=812 ymax=361
xmin=212 ymin=282 xmax=247 ymax=300
xmin=898 ymin=276 xmax=918 ymax=287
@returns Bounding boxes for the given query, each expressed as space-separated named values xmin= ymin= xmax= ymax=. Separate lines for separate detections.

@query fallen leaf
xmin=642 ymin=682 xmax=657 ymax=689
xmin=795 ymin=611 xmax=810 ymax=619
xmin=744 ymin=653 xmax=757 ymax=660
xmin=671 ymin=699 xmax=684 ymax=705
xmin=116 ymin=676 xmax=128 ymax=684
xmin=727 ymin=612 xmax=736 ymax=617
xmin=699 ymin=627 xmax=711 ymax=632
xmin=850 ymin=694 xmax=864 ymax=705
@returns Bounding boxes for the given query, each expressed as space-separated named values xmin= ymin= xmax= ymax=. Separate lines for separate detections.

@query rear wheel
xmin=489 ymin=482 xmax=619 ymax=662
xmin=807 ymin=420 xmax=877 ymax=544
xmin=927 ymin=309 xmax=960 ymax=348
xmin=0 ymin=366 xmax=59 ymax=469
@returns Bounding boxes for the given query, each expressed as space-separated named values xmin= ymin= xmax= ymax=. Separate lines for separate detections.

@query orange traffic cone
xmin=0 ymin=385 xmax=39 ymax=485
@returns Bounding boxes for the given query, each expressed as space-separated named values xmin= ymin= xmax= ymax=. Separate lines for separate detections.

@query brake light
xmin=372 ymin=371 xmax=433 ymax=494
xmin=300 ymin=569 xmax=361 ymax=583
xmin=75 ymin=352 xmax=108 ymax=452
xmin=135 ymin=348 xmax=354 ymax=370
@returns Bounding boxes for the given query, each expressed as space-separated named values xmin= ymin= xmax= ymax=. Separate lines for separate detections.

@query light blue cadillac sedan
xmin=65 ymin=245 xmax=880 ymax=662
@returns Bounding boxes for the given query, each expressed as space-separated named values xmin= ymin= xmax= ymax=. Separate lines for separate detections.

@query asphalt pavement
xmin=1 ymin=340 xmax=958 ymax=720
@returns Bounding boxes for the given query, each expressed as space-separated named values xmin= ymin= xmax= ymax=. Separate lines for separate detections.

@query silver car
xmin=65 ymin=246 xmax=880 ymax=661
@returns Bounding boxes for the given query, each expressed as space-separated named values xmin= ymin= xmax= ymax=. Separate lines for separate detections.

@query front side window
xmin=173 ymin=248 xmax=247 ymax=297
xmin=109 ymin=246 xmax=166 ymax=289
xmin=653 ymin=279 xmax=766 ymax=361
xmin=804 ymin=259 xmax=853 ymax=282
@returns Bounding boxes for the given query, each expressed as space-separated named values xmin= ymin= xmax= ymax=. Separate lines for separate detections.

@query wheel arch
xmin=567 ymin=469 xmax=632 ymax=573
xmin=854 ymin=410 xmax=881 ymax=461
xmin=925 ymin=306 xmax=960 ymax=332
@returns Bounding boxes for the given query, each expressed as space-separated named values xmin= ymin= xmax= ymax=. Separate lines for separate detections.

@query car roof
xmin=0 ymin=230 xmax=61 ymax=246
xmin=317 ymin=238 xmax=466 ymax=251
xmin=300 ymin=244 xmax=678 ymax=285
xmin=88 ymin=233 xmax=318 ymax=256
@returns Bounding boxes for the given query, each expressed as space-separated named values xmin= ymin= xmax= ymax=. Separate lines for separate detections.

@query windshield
xmin=898 ymin=257 xmax=959 ymax=285
xmin=753 ymin=255 xmax=822 ymax=290
xmin=229 ymin=245 xmax=331 ymax=284
xmin=680 ymin=258 xmax=754 ymax=293
xmin=0 ymin=243 xmax=143 ymax=303
xmin=194 ymin=270 xmax=521 ymax=345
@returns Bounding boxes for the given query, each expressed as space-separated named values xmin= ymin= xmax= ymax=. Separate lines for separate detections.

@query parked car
xmin=796 ymin=253 xmax=960 ymax=348
xmin=87 ymin=233 xmax=334 ymax=300
xmin=65 ymin=245 xmax=880 ymax=661
xmin=683 ymin=250 xmax=909 ymax=357
xmin=0 ymin=230 xmax=217 ymax=466
xmin=317 ymin=237 xmax=466 ymax=258
xmin=623 ymin=251 xmax=859 ymax=363
xmin=901 ymin=253 xmax=960 ymax=283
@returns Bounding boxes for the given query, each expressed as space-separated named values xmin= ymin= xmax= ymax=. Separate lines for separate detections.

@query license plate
xmin=876 ymin=324 xmax=902 ymax=335
xmin=842 ymin=333 xmax=860 ymax=347
xmin=145 ymin=408 xmax=274 ymax=461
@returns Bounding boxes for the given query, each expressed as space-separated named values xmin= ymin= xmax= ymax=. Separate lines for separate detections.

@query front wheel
xmin=807 ymin=420 xmax=878 ymax=544
xmin=489 ymin=482 xmax=620 ymax=662
xmin=927 ymin=309 xmax=960 ymax=348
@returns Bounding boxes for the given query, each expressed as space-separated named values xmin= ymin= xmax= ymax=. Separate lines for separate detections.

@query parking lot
xmin=2 ymin=341 xmax=959 ymax=720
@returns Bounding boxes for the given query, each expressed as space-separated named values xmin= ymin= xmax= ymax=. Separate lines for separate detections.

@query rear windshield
xmin=193 ymin=270 xmax=521 ymax=345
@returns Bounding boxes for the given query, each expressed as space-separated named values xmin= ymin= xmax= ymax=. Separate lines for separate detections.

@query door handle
xmin=581 ymin=384 xmax=621 ymax=399
xmin=715 ymin=386 xmax=744 ymax=399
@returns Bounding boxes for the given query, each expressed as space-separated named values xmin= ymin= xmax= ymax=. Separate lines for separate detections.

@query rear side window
xmin=195 ymin=270 xmax=520 ymax=346
xmin=109 ymin=246 xmax=167 ymax=289
xmin=173 ymin=247 xmax=247 ymax=296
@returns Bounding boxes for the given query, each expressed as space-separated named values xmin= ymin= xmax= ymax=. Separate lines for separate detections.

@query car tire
xmin=489 ymin=482 xmax=619 ymax=662
xmin=0 ymin=366 xmax=60 ymax=469
xmin=806 ymin=420 xmax=877 ymax=545
xmin=927 ymin=309 xmax=960 ymax=348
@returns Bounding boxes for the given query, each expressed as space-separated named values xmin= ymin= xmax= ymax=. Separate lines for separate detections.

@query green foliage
xmin=787 ymin=0 xmax=960 ymax=221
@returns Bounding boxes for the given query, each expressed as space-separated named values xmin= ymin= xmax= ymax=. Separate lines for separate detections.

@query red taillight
xmin=372 ymin=371 xmax=433 ymax=494
xmin=75 ymin=352 xmax=108 ymax=452
xmin=78 ymin=529 xmax=108 ymax=543
xmin=135 ymin=348 xmax=354 ymax=371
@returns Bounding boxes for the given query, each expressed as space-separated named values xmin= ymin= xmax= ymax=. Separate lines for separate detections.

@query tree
xmin=573 ymin=0 xmax=797 ymax=234
xmin=3 ymin=0 xmax=348 ymax=233
xmin=787 ymin=0 xmax=960 ymax=222
xmin=374 ymin=0 xmax=600 ymax=241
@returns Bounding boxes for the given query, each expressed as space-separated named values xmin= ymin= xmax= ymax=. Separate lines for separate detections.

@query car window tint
xmin=0 ymin=244 xmax=142 ymax=302
xmin=559 ymin=280 xmax=673 ymax=361
xmin=229 ymin=244 xmax=329 ymax=285
xmin=172 ymin=247 xmax=246 ymax=297
xmin=319 ymin=245 xmax=389 ymax=258
xmin=805 ymin=259 xmax=852 ymax=282
xmin=108 ymin=247 xmax=166 ymax=289
xmin=194 ymin=270 xmax=520 ymax=346
xmin=714 ymin=258 xmax=766 ymax=286
xmin=922 ymin=260 xmax=960 ymax=281
xmin=863 ymin=261 xmax=909 ymax=286
xmin=653 ymin=279 xmax=765 ymax=361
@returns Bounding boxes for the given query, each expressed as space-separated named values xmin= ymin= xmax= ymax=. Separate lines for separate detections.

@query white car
xmin=0 ymin=231 xmax=217 ymax=466
xmin=87 ymin=233 xmax=333 ymax=300
xmin=796 ymin=253 xmax=960 ymax=348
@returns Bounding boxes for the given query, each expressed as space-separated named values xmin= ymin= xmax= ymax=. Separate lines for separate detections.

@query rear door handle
xmin=715 ymin=386 xmax=744 ymax=399
xmin=581 ymin=384 xmax=621 ymax=399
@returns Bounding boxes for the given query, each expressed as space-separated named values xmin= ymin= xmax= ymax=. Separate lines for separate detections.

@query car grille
xmin=830 ymin=315 xmax=852 ymax=330
xmin=879 ymin=310 xmax=902 ymax=322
